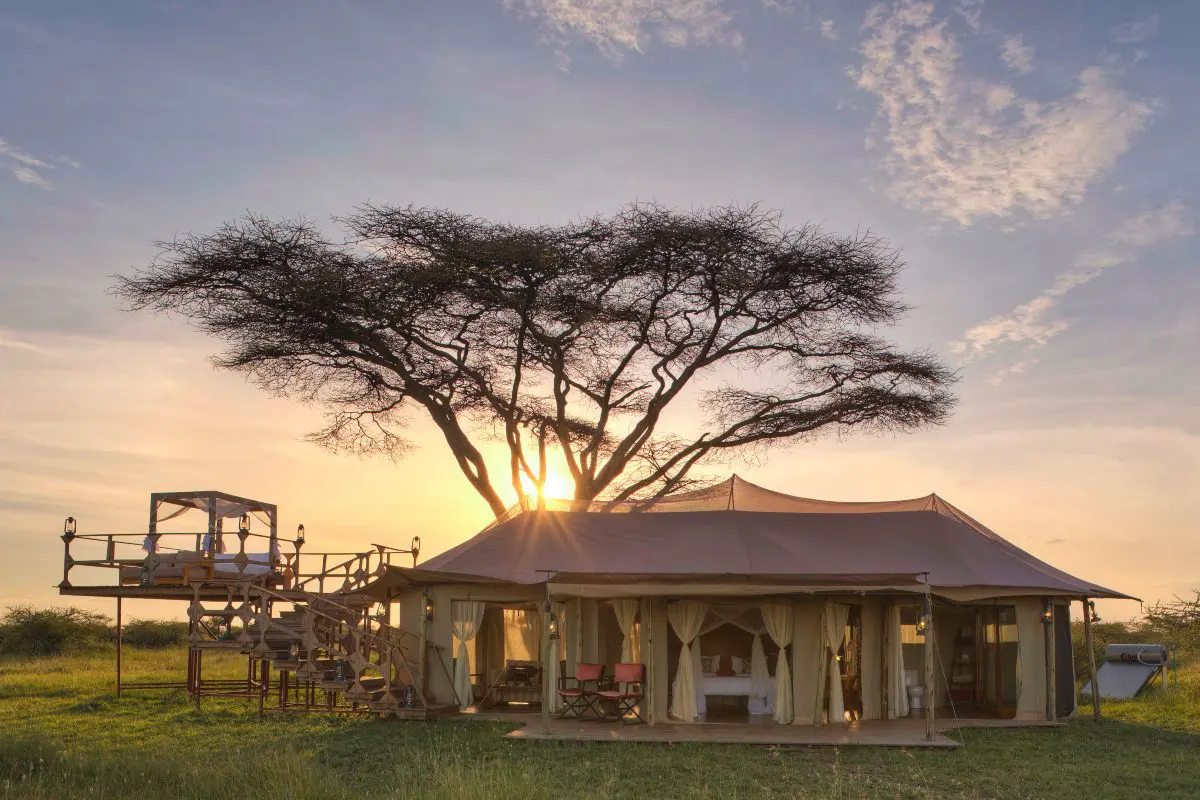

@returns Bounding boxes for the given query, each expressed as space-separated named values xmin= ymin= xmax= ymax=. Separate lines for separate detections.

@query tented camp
xmin=382 ymin=476 xmax=1130 ymax=733
xmin=56 ymin=477 xmax=1131 ymax=742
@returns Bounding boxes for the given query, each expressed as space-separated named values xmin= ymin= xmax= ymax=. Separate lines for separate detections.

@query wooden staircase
xmin=186 ymin=573 xmax=456 ymax=718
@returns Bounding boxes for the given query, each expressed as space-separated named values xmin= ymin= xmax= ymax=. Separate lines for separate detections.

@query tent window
xmin=502 ymin=608 xmax=541 ymax=662
xmin=899 ymin=607 xmax=922 ymax=645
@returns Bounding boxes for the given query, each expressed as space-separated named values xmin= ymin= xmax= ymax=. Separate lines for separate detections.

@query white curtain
xmin=886 ymin=605 xmax=910 ymax=718
xmin=611 ymin=599 xmax=639 ymax=662
xmin=1015 ymin=598 xmax=1048 ymax=720
xmin=692 ymin=633 xmax=707 ymax=717
xmin=667 ymin=601 xmax=707 ymax=722
xmin=761 ymin=603 xmax=794 ymax=724
xmin=451 ymin=600 xmax=485 ymax=711
xmin=748 ymin=633 xmax=773 ymax=715
xmin=824 ymin=601 xmax=851 ymax=724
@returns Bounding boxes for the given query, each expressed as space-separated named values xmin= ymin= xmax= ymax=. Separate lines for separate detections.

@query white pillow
xmin=731 ymin=655 xmax=746 ymax=674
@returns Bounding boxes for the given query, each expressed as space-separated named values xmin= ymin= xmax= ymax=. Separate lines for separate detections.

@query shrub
xmin=0 ymin=606 xmax=111 ymax=657
xmin=120 ymin=619 xmax=188 ymax=649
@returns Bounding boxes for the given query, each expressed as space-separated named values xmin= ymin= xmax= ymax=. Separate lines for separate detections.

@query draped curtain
xmin=749 ymin=633 xmax=773 ymax=715
xmin=760 ymin=603 xmax=794 ymax=724
xmin=667 ymin=602 xmax=707 ymax=722
xmin=610 ymin=599 xmax=640 ymax=663
xmin=451 ymin=600 xmax=485 ymax=711
xmin=886 ymin=605 xmax=910 ymax=719
xmin=824 ymin=601 xmax=851 ymax=724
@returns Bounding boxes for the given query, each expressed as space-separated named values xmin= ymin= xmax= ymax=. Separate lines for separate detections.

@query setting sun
xmin=520 ymin=468 xmax=574 ymax=502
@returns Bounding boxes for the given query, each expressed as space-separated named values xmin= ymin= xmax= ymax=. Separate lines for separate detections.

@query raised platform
xmin=503 ymin=716 xmax=961 ymax=747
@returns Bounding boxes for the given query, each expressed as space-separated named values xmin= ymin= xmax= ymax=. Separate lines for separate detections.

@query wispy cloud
xmin=820 ymin=20 xmax=838 ymax=41
xmin=0 ymin=138 xmax=57 ymax=189
xmin=952 ymin=0 xmax=983 ymax=32
xmin=953 ymin=202 xmax=1194 ymax=373
xmin=852 ymin=0 xmax=1154 ymax=225
xmin=1112 ymin=14 xmax=1159 ymax=44
xmin=999 ymin=34 xmax=1034 ymax=75
xmin=0 ymin=331 xmax=55 ymax=355
xmin=503 ymin=0 xmax=743 ymax=61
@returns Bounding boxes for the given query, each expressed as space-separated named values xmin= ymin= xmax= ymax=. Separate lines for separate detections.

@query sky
xmin=1 ymin=0 xmax=1197 ymax=622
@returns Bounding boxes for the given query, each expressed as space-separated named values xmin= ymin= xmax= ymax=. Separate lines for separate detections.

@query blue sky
xmin=1 ymin=0 xmax=1196 ymax=618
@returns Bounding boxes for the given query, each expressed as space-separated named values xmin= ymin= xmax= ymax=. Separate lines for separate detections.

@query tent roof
xmin=415 ymin=476 xmax=1130 ymax=599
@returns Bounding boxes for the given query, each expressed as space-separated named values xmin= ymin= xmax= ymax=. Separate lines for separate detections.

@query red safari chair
xmin=557 ymin=662 xmax=605 ymax=719
xmin=597 ymin=663 xmax=645 ymax=724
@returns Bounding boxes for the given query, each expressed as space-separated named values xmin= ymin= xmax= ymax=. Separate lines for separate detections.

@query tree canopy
xmin=117 ymin=202 xmax=956 ymax=517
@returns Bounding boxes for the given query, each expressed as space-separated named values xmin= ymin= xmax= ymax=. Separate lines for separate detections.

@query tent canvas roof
xmin=414 ymin=476 xmax=1129 ymax=600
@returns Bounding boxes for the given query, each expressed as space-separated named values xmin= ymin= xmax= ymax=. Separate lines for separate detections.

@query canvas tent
xmin=386 ymin=476 xmax=1129 ymax=728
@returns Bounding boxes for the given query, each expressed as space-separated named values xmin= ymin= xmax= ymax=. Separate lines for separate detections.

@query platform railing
xmin=59 ymin=525 xmax=418 ymax=594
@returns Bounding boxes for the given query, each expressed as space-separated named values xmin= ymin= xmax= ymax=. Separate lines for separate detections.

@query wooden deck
xmin=505 ymin=716 xmax=959 ymax=747
xmin=484 ymin=710 xmax=1064 ymax=748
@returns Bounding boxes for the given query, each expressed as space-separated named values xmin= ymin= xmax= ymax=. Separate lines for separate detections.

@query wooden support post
xmin=1045 ymin=600 xmax=1057 ymax=722
xmin=924 ymin=604 xmax=935 ymax=740
xmin=880 ymin=602 xmax=890 ymax=719
xmin=115 ymin=596 xmax=123 ymax=699
xmin=1083 ymin=596 xmax=1100 ymax=719
xmin=419 ymin=589 xmax=429 ymax=696
xmin=194 ymin=648 xmax=202 ymax=711
xmin=541 ymin=588 xmax=552 ymax=735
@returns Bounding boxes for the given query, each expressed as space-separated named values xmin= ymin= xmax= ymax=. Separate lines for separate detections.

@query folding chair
xmin=596 ymin=662 xmax=645 ymax=724
xmin=557 ymin=662 xmax=605 ymax=719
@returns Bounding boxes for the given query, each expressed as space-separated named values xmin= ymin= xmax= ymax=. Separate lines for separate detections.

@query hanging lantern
xmin=915 ymin=595 xmax=931 ymax=636
xmin=548 ymin=611 xmax=560 ymax=641
xmin=1088 ymin=600 xmax=1101 ymax=624
xmin=296 ymin=524 xmax=306 ymax=545
xmin=238 ymin=513 xmax=250 ymax=533
xmin=289 ymin=642 xmax=300 ymax=661
xmin=63 ymin=517 xmax=77 ymax=538
xmin=1041 ymin=599 xmax=1054 ymax=625
xmin=423 ymin=592 xmax=434 ymax=622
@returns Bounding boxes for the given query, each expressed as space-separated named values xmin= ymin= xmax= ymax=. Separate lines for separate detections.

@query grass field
xmin=2 ymin=647 xmax=1197 ymax=800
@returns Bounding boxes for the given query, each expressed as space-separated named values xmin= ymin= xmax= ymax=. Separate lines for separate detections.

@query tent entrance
xmin=663 ymin=601 xmax=779 ymax=724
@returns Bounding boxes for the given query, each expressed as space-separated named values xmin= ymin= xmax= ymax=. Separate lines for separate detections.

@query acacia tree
xmin=117 ymin=203 xmax=956 ymax=518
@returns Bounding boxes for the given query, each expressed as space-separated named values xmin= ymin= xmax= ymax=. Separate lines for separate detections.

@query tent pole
xmin=541 ymin=584 xmax=552 ymax=735
xmin=1045 ymin=599 xmax=1057 ymax=722
xmin=1083 ymin=596 xmax=1099 ymax=719
xmin=923 ymin=584 xmax=935 ymax=741
xmin=115 ymin=596 xmax=123 ymax=699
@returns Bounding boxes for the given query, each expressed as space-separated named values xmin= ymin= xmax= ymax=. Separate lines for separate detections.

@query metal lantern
xmin=915 ymin=595 xmax=931 ymax=637
xmin=547 ymin=611 xmax=560 ymax=641
xmin=238 ymin=513 xmax=251 ymax=533
xmin=410 ymin=536 xmax=421 ymax=565
xmin=1088 ymin=600 xmax=1101 ymax=624
xmin=423 ymin=592 xmax=434 ymax=622
xmin=1041 ymin=599 xmax=1054 ymax=625
xmin=289 ymin=642 xmax=300 ymax=661
xmin=63 ymin=517 xmax=77 ymax=538
xmin=296 ymin=524 xmax=306 ymax=545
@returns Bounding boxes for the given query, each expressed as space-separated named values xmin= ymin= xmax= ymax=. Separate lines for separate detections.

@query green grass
xmin=1 ymin=647 xmax=1198 ymax=800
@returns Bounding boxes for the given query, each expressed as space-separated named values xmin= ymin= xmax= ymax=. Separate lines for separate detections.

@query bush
xmin=120 ymin=619 xmax=188 ymax=649
xmin=0 ymin=606 xmax=111 ymax=657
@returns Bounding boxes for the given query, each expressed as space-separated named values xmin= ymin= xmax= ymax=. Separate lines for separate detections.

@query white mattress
xmin=702 ymin=675 xmax=754 ymax=695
